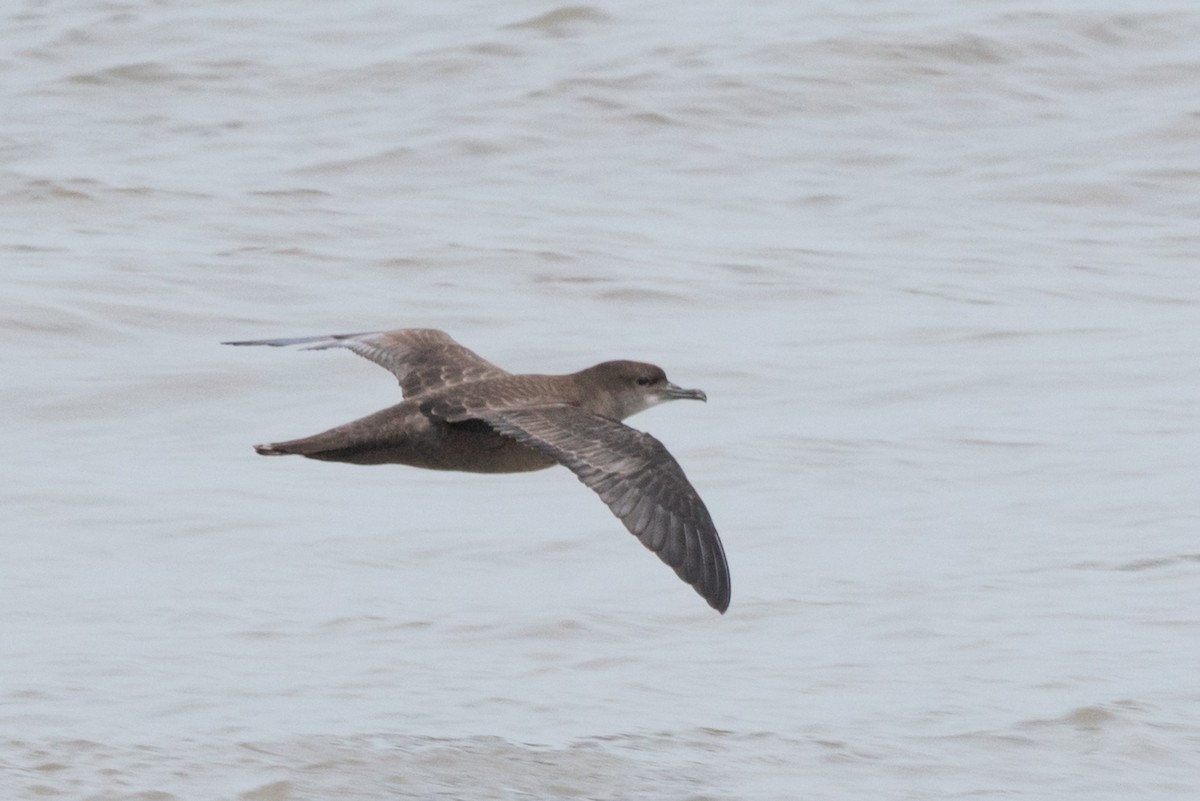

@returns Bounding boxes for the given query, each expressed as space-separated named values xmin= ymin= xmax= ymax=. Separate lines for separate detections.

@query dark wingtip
xmin=710 ymin=590 xmax=730 ymax=614
xmin=701 ymin=567 xmax=731 ymax=614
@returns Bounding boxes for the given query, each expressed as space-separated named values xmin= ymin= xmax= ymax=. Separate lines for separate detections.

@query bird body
xmin=225 ymin=329 xmax=730 ymax=613
xmin=255 ymin=389 xmax=559 ymax=472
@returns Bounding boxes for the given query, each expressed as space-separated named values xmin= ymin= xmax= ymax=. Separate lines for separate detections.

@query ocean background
xmin=4 ymin=1 xmax=1199 ymax=798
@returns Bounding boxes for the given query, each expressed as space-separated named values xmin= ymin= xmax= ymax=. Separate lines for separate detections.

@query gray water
xmin=4 ymin=1 xmax=1199 ymax=798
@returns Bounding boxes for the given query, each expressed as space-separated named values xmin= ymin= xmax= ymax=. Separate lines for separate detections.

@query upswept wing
xmin=223 ymin=328 xmax=510 ymax=398
xmin=471 ymin=405 xmax=731 ymax=613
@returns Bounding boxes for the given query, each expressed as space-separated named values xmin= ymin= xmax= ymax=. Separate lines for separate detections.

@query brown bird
xmin=224 ymin=328 xmax=730 ymax=613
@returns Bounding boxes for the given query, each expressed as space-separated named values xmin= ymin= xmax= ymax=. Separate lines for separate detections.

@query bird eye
xmin=635 ymin=376 xmax=651 ymax=386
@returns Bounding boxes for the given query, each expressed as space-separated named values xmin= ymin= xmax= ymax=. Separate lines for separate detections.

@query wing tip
xmin=705 ymin=584 xmax=731 ymax=614
xmin=222 ymin=331 xmax=377 ymax=349
xmin=222 ymin=337 xmax=304 ymax=347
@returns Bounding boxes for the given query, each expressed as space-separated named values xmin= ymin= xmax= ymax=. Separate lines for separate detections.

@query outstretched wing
xmin=473 ymin=405 xmax=730 ymax=613
xmin=223 ymin=328 xmax=510 ymax=398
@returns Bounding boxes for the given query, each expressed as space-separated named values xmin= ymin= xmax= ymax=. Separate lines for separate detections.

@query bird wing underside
xmin=472 ymin=405 xmax=731 ymax=613
xmin=224 ymin=328 xmax=511 ymax=398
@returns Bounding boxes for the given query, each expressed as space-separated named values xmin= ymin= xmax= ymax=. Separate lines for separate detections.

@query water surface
xmin=3 ymin=1 xmax=1199 ymax=798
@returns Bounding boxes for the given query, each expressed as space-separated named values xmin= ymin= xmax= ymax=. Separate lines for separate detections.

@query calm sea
xmin=4 ymin=1 xmax=1199 ymax=798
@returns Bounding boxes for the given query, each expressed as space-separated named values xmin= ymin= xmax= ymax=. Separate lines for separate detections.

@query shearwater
xmin=225 ymin=328 xmax=731 ymax=613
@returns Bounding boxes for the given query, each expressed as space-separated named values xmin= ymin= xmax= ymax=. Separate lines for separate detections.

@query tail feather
xmin=254 ymin=435 xmax=331 ymax=456
xmin=247 ymin=407 xmax=406 ymax=464
xmin=252 ymin=431 xmax=380 ymax=462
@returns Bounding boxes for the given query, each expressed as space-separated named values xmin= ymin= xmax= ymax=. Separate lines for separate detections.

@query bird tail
xmin=254 ymin=442 xmax=295 ymax=456
xmin=252 ymin=432 xmax=349 ymax=458
xmin=248 ymin=406 xmax=406 ymax=464
xmin=250 ymin=427 xmax=391 ymax=464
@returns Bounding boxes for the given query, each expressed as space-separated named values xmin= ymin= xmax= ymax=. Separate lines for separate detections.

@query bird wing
xmin=223 ymin=328 xmax=511 ymax=398
xmin=469 ymin=405 xmax=731 ymax=613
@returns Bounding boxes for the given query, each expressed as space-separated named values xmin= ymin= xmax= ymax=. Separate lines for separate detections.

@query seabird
xmin=224 ymin=328 xmax=730 ymax=613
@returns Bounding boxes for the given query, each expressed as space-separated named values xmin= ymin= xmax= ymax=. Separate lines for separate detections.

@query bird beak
xmin=663 ymin=382 xmax=707 ymax=402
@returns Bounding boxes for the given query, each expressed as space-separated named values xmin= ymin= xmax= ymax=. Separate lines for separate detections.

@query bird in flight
xmin=225 ymin=328 xmax=730 ymax=613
